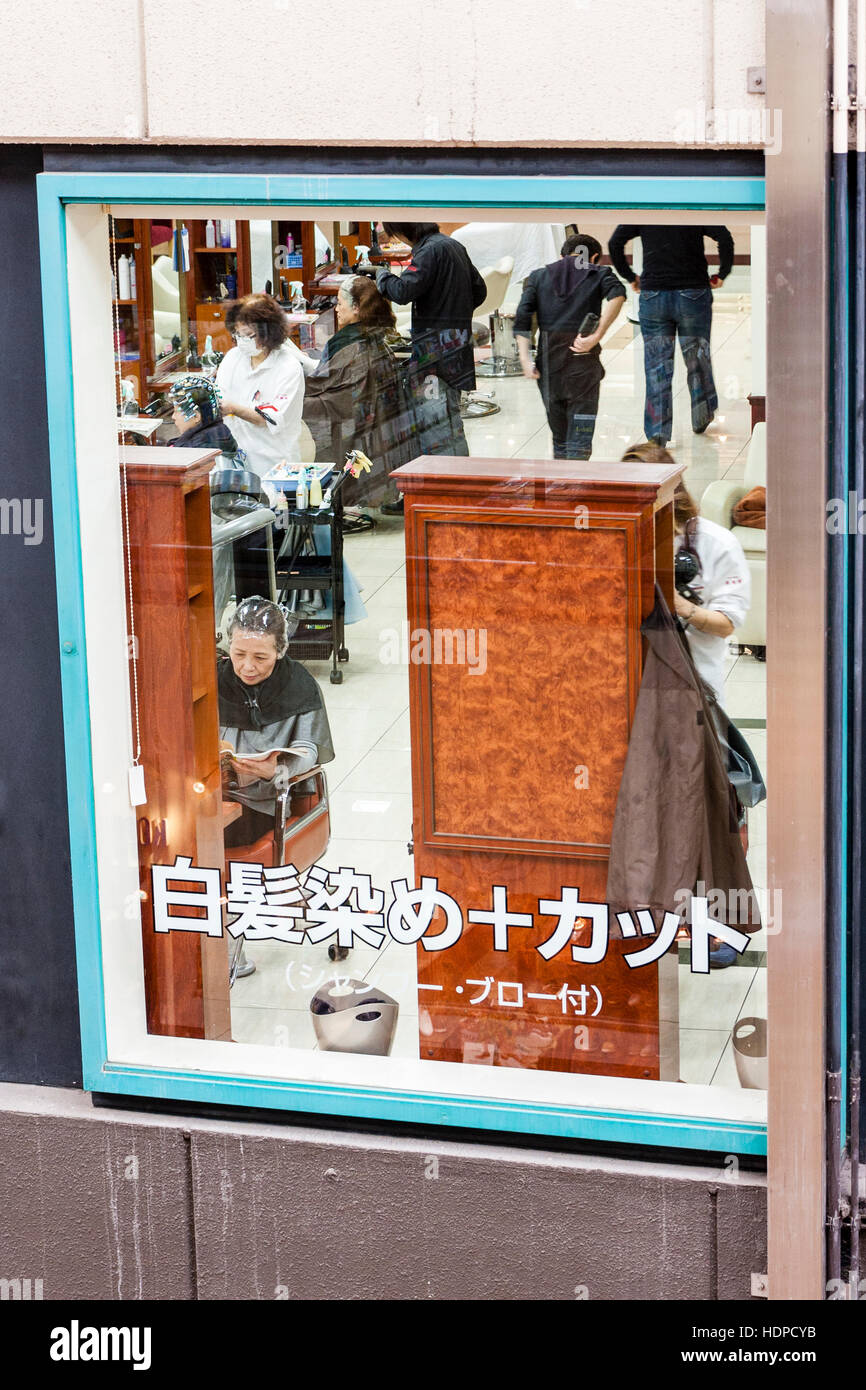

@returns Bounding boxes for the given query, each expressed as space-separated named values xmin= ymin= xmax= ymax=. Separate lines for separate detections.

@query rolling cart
xmin=273 ymin=466 xmax=349 ymax=684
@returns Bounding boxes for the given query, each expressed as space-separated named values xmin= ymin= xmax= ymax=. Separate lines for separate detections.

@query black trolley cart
xmin=273 ymin=465 xmax=350 ymax=684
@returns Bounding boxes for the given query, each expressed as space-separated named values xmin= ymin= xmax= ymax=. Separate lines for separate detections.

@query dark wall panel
xmin=42 ymin=144 xmax=764 ymax=179
xmin=0 ymin=1084 xmax=767 ymax=1302
xmin=0 ymin=147 xmax=81 ymax=1086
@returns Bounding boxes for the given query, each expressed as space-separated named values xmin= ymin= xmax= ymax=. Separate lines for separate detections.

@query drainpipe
xmin=849 ymin=0 xmax=865 ymax=1296
xmin=827 ymin=0 xmax=849 ymax=1291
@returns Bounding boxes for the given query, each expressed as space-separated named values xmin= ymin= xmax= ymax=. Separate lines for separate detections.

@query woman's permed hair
xmin=225 ymin=294 xmax=289 ymax=353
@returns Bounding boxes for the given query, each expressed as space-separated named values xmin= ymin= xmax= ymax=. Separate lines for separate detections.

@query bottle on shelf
xmin=286 ymin=232 xmax=294 ymax=255
xmin=117 ymin=254 xmax=132 ymax=300
xmin=295 ymin=470 xmax=308 ymax=511
xmin=220 ymin=220 xmax=231 ymax=249
xmin=205 ymin=219 xmax=216 ymax=248
xmin=308 ymin=470 xmax=323 ymax=509
xmin=129 ymin=257 xmax=137 ymax=297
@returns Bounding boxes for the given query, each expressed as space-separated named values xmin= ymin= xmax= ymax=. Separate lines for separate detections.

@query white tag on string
xmin=128 ymin=763 xmax=146 ymax=807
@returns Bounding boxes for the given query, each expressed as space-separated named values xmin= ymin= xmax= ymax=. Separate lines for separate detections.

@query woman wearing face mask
xmin=216 ymin=294 xmax=307 ymax=471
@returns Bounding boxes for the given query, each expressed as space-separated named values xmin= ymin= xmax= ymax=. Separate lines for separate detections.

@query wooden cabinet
xmin=185 ymin=221 xmax=252 ymax=353
xmin=122 ymin=445 xmax=231 ymax=1040
xmin=195 ymin=301 xmax=232 ymax=356
xmin=274 ymin=219 xmax=317 ymax=303
xmin=393 ymin=456 xmax=682 ymax=1079
xmin=110 ymin=217 xmax=154 ymax=409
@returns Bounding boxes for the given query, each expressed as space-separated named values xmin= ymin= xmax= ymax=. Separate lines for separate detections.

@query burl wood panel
xmin=124 ymin=449 xmax=231 ymax=1041
xmin=424 ymin=519 xmax=630 ymax=850
xmin=395 ymin=457 xmax=682 ymax=1080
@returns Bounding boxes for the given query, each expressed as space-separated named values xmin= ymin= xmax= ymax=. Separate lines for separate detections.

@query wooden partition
xmin=394 ymin=457 xmax=681 ymax=1079
xmin=122 ymin=445 xmax=231 ymax=1041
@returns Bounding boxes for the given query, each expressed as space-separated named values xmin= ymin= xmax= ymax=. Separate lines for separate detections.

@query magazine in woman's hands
xmin=219 ymin=741 xmax=306 ymax=765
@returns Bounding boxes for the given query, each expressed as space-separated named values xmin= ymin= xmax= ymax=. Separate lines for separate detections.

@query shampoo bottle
xmin=205 ymin=219 xmax=216 ymax=248
xmin=117 ymin=254 xmax=132 ymax=300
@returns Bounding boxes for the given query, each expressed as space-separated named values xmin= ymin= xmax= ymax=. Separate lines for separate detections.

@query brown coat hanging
xmin=606 ymin=586 xmax=760 ymax=931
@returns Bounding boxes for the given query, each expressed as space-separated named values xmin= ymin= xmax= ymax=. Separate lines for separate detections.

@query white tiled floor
xmin=231 ymin=280 xmax=767 ymax=1093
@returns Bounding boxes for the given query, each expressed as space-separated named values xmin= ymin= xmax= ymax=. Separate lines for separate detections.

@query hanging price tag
xmin=128 ymin=764 xmax=147 ymax=807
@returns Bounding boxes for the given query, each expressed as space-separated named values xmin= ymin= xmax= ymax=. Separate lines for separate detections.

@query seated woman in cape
xmin=218 ymin=596 xmax=334 ymax=849
xmin=167 ymin=376 xmax=239 ymax=457
xmin=302 ymin=274 xmax=415 ymax=507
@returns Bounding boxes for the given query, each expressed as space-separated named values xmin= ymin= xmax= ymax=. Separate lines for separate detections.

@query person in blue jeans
xmin=608 ymin=225 xmax=734 ymax=445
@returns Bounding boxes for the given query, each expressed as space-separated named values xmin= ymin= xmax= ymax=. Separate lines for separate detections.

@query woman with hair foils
xmin=218 ymin=597 xmax=334 ymax=850
xmin=622 ymin=442 xmax=750 ymax=702
xmin=167 ymin=376 xmax=238 ymax=458
xmin=302 ymin=275 xmax=414 ymax=507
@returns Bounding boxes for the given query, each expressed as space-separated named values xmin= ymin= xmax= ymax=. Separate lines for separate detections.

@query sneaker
xmin=380 ymin=497 xmax=404 ymax=516
xmin=709 ymin=941 xmax=739 ymax=969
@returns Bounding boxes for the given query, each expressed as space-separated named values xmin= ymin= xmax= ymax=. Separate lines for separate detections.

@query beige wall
xmin=0 ymin=0 xmax=765 ymax=147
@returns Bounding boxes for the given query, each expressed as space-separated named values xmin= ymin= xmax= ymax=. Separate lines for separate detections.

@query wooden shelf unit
xmin=184 ymin=220 xmax=252 ymax=355
xmin=109 ymin=216 xmax=155 ymax=409
xmin=122 ymin=445 xmax=231 ymax=1041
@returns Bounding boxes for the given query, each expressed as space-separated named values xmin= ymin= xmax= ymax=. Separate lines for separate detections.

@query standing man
xmin=608 ymin=224 xmax=735 ymax=445
xmin=375 ymin=222 xmax=487 ymax=479
xmin=514 ymin=233 xmax=626 ymax=460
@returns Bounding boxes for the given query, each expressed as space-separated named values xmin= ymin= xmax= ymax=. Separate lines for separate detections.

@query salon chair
xmin=473 ymin=257 xmax=521 ymax=379
xmin=225 ymin=765 xmax=331 ymax=983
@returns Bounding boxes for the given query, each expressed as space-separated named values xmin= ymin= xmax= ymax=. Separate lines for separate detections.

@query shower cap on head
xmin=227 ymin=596 xmax=300 ymax=657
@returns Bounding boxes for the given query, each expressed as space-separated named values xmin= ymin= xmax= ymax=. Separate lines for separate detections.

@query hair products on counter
xmin=205 ymin=219 xmax=216 ymax=248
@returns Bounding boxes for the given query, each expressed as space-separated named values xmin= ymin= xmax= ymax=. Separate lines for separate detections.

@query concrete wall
xmin=0 ymin=1084 xmax=767 ymax=1300
xmin=0 ymin=0 xmax=765 ymax=147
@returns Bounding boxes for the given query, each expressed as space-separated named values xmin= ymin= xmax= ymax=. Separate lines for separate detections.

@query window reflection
xmin=115 ymin=212 xmax=767 ymax=1102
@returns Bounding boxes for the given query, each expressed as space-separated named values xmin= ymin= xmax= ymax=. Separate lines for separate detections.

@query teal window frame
xmin=37 ymin=169 xmax=767 ymax=1154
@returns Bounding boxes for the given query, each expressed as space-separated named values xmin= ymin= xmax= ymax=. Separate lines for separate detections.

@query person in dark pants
xmin=608 ymin=224 xmax=735 ymax=445
xmin=375 ymin=222 xmax=487 ymax=483
xmin=513 ymin=233 xmax=626 ymax=460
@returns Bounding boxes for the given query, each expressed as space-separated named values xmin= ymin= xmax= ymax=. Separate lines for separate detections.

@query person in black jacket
xmin=375 ymin=222 xmax=487 ymax=465
xmin=513 ymin=233 xmax=626 ymax=460
xmin=608 ymin=224 xmax=735 ymax=445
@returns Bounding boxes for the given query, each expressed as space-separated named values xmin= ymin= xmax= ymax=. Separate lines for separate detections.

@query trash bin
xmin=732 ymin=1016 xmax=768 ymax=1090
xmin=310 ymin=978 xmax=399 ymax=1056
